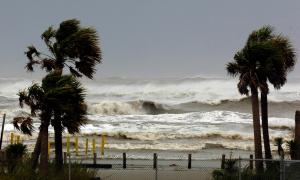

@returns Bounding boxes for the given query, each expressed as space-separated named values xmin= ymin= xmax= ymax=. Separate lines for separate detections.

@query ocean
xmin=0 ymin=76 xmax=299 ymax=159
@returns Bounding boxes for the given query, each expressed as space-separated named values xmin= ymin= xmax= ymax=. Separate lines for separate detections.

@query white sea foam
xmin=0 ymin=76 xmax=298 ymax=152
xmin=87 ymin=101 xmax=145 ymax=115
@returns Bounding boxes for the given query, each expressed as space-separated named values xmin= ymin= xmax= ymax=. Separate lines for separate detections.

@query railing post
xmin=221 ymin=154 xmax=225 ymax=169
xmin=64 ymin=152 xmax=67 ymax=164
xmin=249 ymin=154 xmax=253 ymax=170
xmin=67 ymin=135 xmax=70 ymax=154
xmin=10 ymin=132 xmax=14 ymax=145
xmin=123 ymin=152 xmax=127 ymax=169
xmin=101 ymin=134 xmax=105 ymax=157
xmin=85 ymin=138 xmax=88 ymax=157
xmin=238 ymin=156 xmax=241 ymax=180
xmin=93 ymin=153 xmax=97 ymax=165
xmin=75 ymin=136 xmax=78 ymax=156
xmin=153 ymin=153 xmax=157 ymax=169
xmin=153 ymin=153 xmax=158 ymax=180
xmin=188 ymin=154 xmax=192 ymax=169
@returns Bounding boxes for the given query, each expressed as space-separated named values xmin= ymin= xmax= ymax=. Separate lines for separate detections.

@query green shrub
xmin=0 ymin=160 xmax=98 ymax=180
xmin=5 ymin=143 xmax=27 ymax=159
xmin=5 ymin=143 xmax=27 ymax=173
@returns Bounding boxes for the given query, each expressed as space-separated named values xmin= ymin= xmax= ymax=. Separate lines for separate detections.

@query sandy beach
xmin=98 ymin=169 xmax=213 ymax=180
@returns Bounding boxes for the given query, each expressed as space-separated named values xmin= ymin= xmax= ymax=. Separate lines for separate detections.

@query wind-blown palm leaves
xmin=227 ymin=41 xmax=265 ymax=171
xmin=247 ymin=26 xmax=296 ymax=162
xmin=227 ymin=25 xmax=296 ymax=171
xmin=23 ymin=19 xmax=101 ymax=167
xmin=25 ymin=19 xmax=102 ymax=78
xmin=13 ymin=73 xmax=87 ymax=172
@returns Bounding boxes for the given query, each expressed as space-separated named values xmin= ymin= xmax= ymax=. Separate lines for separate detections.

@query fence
xmin=215 ymin=157 xmax=300 ymax=180
xmin=3 ymin=133 xmax=300 ymax=179
xmin=60 ymin=152 xmax=219 ymax=180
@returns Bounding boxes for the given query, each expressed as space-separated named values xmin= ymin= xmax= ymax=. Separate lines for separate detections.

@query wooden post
xmin=75 ymin=136 xmax=78 ymax=156
xmin=10 ymin=132 xmax=14 ymax=145
xmin=64 ymin=152 xmax=67 ymax=164
xmin=93 ymin=153 xmax=97 ymax=165
xmin=67 ymin=135 xmax=70 ymax=154
xmin=153 ymin=153 xmax=157 ymax=169
xmin=188 ymin=154 xmax=192 ymax=169
xmin=16 ymin=135 xmax=20 ymax=144
xmin=295 ymin=111 xmax=300 ymax=159
xmin=0 ymin=114 xmax=6 ymax=149
xmin=101 ymin=134 xmax=105 ymax=157
xmin=221 ymin=154 xmax=225 ymax=169
xmin=123 ymin=152 xmax=127 ymax=169
xmin=85 ymin=138 xmax=88 ymax=156
xmin=92 ymin=138 xmax=96 ymax=154
xmin=249 ymin=154 xmax=253 ymax=170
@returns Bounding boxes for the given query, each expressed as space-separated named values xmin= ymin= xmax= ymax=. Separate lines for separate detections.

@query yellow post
xmin=16 ymin=135 xmax=20 ymax=144
xmin=75 ymin=136 xmax=78 ymax=156
xmin=10 ymin=132 xmax=14 ymax=144
xmin=92 ymin=138 xmax=96 ymax=154
xmin=85 ymin=138 xmax=88 ymax=156
xmin=67 ymin=135 xmax=70 ymax=154
xmin=48 ymin=141 xmax=50 ymax=156
xmin=101 ymin=134 xmax=106 ymax=157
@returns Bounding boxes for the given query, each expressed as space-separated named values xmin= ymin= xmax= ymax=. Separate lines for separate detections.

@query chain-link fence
xmin=212 ymin=157 xmax=300 ymax=180
xmin=58 ymin=152 xmax=218 ymax=180
xmin=2 ymin=133 xmax=300 ymax=179
xmin=75 ymin=154 xmax=300 ymax=180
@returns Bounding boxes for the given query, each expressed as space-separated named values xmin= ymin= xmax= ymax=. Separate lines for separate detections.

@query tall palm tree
xmin=246 ymin=26 xmax=296 ymax=161
xmin=13 ymin=73 xmax=87 ymax=173
xmin=24 ymin=19 xmax=101 ymax=166
xmin=226 ymin=41 xmax=271 ymax=172
xmin=25 ymin=19 xmax=102 ymax=78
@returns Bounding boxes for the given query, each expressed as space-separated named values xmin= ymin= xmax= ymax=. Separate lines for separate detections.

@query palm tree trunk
xmin=250 ymin=86 xmax=263 ymax=172
xmin=39 ymin=112 xmax=50 ymax=176
xmin=261 ymin=93 xmax=272 ymax=161
xmin=54 ymin=122 xmax=63 ymax=166
xmin=31 ymin=130 xmax=41 ymax=169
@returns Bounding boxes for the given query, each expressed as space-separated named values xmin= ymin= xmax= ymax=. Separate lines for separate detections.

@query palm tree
xmin=13 ymin=83 xmax=51 ymax=174
xmin=226 ymin=40 xmax=272 ymax=172
xmin=274 ymin=137 xmax=284 ymax=158
xmin=13 ymin=73 xmax=87 ymax=174
xmin=286 ymin=140 xmax=297 ymax=160
xmin=246 ymin=26 xmax=296 ymax=161
xmin=24 ymin=19 xmax=101 ymax=166
xmin=45 ymin=74 xmax=87 ymax=166
xmin=25 ymin=19 xmax=102 ymax=78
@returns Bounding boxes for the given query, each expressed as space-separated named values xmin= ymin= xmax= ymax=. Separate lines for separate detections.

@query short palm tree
xmin=24 ymin=19 xmax=101 ymax=166
xmin=245 ymin=26 xmax=296 ymax=161
xmin=13 ymin=83 xmax=51 ymax=174
xmin=13 ymin=73 xmax=87 ymax=173
xmin=274 ymin=137 xmax=284 ymax=158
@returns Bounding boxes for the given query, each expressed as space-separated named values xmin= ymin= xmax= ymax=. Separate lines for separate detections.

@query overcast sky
xmin=0 ymin=0 xmax=300 ymax=79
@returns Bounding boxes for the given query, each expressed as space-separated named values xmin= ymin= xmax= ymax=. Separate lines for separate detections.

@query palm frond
xmin=13 ymin=116 xmax=34 ymax=136
xmin=226 ymin=62 xmax=240 ymax=76
xmin=25 ymin=45 xmax=40 ymax=61
xmin=55 ymin=19 xmax=80 ymax=43
xmin=41 ymin=59 xmax=55 ymax=72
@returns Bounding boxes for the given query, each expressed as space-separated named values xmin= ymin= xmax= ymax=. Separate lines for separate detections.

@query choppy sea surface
xmin=0 ymin=76 xmax=299 ymax=158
